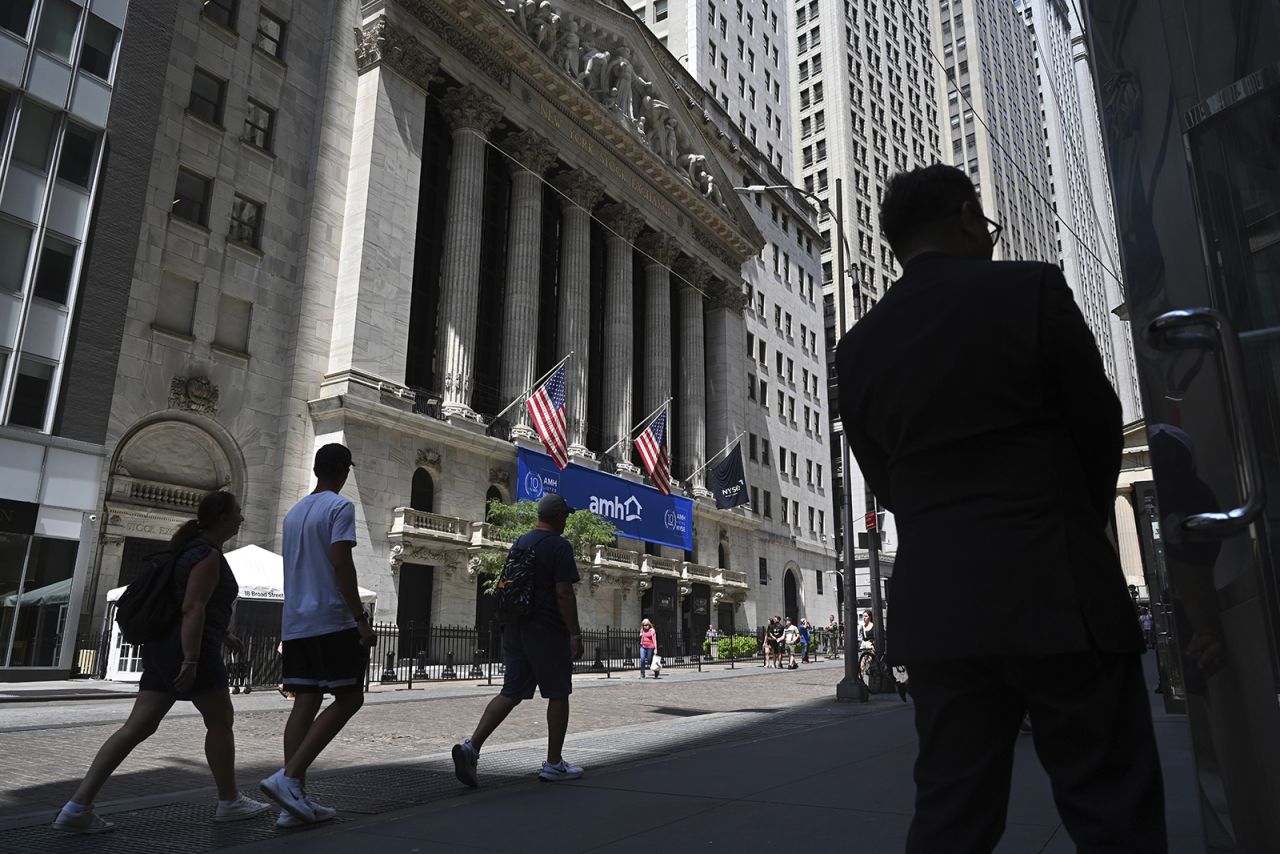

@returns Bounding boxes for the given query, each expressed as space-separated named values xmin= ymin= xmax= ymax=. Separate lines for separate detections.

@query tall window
xmin=0 ymin=0 xmax=36 ymax=39
xmin=32 ymin=237 xmax=76 ymax=304
xmin=202 ymin=0 xmax=238 ymax=30
xmin=243 ymin=99 xmax=275 ymax=150
xmin=172 ymin=168 xmax=212 ymax=226
xmin=78 ymin=15 xmax=120 ymax=80
xmin=256 ymin=10 xmax=286 ymax=58
xmin=653 ymin=0 xmax=668 ymax=22
xmin=758 ymin=557 xmax=768 ymax=584
xmin=0 ymin=221 xmax=33 ymax=294
xmin=188 ymin=68 xmax=227 ymax=126
xmin=12 ymin=101 xmax=58 ymax=173
xmin=35 ymin=0 xmax=79 ymax=61
xmin=228 ymin=194 xmax=263 ymax=248
xmin=56 ymin=122 xmax=98 ymax=187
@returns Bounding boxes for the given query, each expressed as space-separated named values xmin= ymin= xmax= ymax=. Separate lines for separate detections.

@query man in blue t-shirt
xmin=260 ymin=443 xmax=375 ymax=827
xmin=452 ymin=493 xmax=584 ymax=787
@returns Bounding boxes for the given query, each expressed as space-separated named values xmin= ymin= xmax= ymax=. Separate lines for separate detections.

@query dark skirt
xmin=138 ymin=626 xmax=228 ymax=699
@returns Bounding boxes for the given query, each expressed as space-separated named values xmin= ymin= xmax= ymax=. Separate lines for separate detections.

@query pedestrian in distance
xmin=260 ymin=444 xmax=375 ymax=828
xmin=858 ymin=610 xmax=876 ymax=652
xmin=782 ymin=618 xmax=801 ymax=669
xmin=639 ymin=618 xmax=658 ymax=678
xmin=452 ymin=494 xmax=586 ymax=788
xmin=799 ymin=618 xmax=812 ymax=663
xmin=54 ymin=491 xmax=270 ymax=834
xmin=827 ymin=613 xmax=839 ymax=655
xmin=836 ymin=164 xmax=1164 ymax=853
xmin=765 ymin=616 xmax=785 ymax=668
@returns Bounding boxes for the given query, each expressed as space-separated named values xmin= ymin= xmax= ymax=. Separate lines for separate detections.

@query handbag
xmin=650 ymin=658 xmax=662 ymax=673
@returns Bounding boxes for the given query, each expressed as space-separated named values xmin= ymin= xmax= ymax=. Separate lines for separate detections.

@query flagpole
xmin=685 ymin=430 xmax=747 ymax=482
xmin=600 ymin=396 xmax=673 ymax=459
xmin=490 ymin=351 xmax=575 ymax=423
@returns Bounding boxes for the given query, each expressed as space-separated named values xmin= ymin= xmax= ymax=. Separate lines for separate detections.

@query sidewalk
xmin=230 ymin=693 xmax=1201 ymax=854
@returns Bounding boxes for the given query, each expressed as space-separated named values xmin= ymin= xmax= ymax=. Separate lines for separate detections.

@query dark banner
xmin=710 ymin=444 xmax=750 ymax=510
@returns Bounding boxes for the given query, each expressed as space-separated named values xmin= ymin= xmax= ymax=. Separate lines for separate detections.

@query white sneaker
xmin=259 ymin=769 xmax=315 ymax=823
xmin=214 ymin=794 xmax=272 ymax=822
xmin=276 ymin=798 xmax=336 ymax=828
xmin=452 ymin=740 xmax=480 ymax=788
xmin=538 ymin=759 xmax=583 ymax=782
xmin=52 ymin=807 xmax=115 ymax=834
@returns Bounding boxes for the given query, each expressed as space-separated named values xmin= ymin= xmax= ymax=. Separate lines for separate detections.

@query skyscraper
xmin=932 ymin=0 xmax=1058 ymax=265
xmin=1015 ymin=0 xmax=1141 ymax=421
xmin=627 ymin=0 xmax=795 ymax=172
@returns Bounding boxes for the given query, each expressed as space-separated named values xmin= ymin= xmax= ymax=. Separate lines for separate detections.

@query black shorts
xmin=139 ymin=629 xmax=227 ymax=699
xmin=500 ymin=624 xmax=573 ymax=701
xmin=282 ymin=628 xmax=369 ymax=695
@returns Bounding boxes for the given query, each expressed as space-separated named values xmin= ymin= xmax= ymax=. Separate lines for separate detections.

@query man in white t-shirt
xmin=260 ymin=444 xmax=375 ymax=827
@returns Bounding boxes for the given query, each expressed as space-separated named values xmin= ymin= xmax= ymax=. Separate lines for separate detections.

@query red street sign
xmin=865 ymin=511 xmax=877 ymax=530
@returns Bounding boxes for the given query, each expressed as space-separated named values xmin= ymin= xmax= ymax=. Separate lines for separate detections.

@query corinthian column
xmin=500 ymin=131 xmax=559 ymax=439
xmin=598 ymin=203 xmax=647 ymax=471
xmin=636 ymin=232 xmax=677 ymax=424
xmin=552 ymin=169 xmax=605 ymax=458
xmin=437 ymin=85 xmax=502 ymax=419
xmin=674 ymin=257 xmax=712 ymax=498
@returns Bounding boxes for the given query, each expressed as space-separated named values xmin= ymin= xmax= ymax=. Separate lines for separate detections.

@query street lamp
xmin=734 ymin=180 xmax=871 ymax=702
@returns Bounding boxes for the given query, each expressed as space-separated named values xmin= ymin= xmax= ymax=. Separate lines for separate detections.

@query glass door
xmin=1086 ymin=2 xmax=1280 ymax=849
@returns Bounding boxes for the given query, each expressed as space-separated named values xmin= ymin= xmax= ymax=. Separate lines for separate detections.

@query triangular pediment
xmin=459 ymin=0 xmax=764 ymax=264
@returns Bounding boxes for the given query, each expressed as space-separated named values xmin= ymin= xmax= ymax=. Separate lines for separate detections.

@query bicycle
xmin=858 ymin=646 xmax=908 ymax=696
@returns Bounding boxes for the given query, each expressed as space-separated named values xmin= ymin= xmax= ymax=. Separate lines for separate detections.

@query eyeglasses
xmin=925 ymin=205 xmax=1002 ymax=248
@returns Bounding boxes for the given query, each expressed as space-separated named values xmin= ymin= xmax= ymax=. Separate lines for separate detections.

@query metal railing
xmin=69 ymin=624 xmax=849 ymax=690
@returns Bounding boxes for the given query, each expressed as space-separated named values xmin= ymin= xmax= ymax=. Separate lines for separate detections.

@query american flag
xmin=635 ymin=408 xmax=671 ymax=495
xmin=527 ymin=365 xmax=569 ymax=469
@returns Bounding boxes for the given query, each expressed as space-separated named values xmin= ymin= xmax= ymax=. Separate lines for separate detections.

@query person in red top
xmin=639 ymin=619 xmax=658 ymax=679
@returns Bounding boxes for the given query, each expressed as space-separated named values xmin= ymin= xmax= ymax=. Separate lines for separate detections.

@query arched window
xmin=718 ymin=542 xmax=729 ymax=569
xmin=411 ymin=468 xmax=434 ymax=513
xmin=484 ymin=485 xmax=503 ymax=522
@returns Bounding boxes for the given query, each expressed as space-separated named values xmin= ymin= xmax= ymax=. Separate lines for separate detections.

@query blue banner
xmin=516 ymin=447 xmax=694 ymax=551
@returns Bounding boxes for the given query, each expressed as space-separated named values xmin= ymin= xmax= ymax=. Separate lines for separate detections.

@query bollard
xmin=469 ymin=647 xmax=484 ymax=679
xmin=414 ymin=649 xmax=428 ymax=679
xmin=381 ymin=650 xmax=396 ymax=682
xmin=623 ymin=645 xmax=634 ymax=668
xmin=442 ymin=650 xmax=457 ymax=680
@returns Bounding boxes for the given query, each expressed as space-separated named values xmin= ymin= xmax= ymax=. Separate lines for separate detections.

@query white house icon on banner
xmin=624 ymin=496 xmax=643 ymax=522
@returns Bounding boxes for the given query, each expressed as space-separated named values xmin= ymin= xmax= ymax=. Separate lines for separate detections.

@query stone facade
xmin=87 ymin=0 xmax=829 ymax=644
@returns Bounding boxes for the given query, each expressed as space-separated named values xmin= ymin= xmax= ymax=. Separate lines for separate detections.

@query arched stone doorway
xmin=411 ymin=468 xmax=435 ymax=514
xmin=483 ymin=485 xmax=502 ymax=521
xmin=784 ymin=568 xmax=800 ymax=625
xmin=98 ymin=414 xmax=242 ymax=622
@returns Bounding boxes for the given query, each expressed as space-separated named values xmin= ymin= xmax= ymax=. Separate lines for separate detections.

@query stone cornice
xmin=432 ymin=0 xmax=759 ymax=265
xmin=354 ymin=15 xmax=441 ymax=92
xmin=393 ymin=0 xmax=511 ymax=87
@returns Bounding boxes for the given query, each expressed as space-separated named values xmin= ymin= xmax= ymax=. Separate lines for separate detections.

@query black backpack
xmin=494 ymin=532 xmax=552 ymax=624
xmin=114 ymin=549 xmax=182 ymax=645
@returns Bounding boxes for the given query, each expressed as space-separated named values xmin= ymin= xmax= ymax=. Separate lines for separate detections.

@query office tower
xmin=0 ymin=0 xmax=130 ymax=678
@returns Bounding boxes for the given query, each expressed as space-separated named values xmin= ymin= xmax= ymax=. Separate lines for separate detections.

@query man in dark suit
xmin=836 ymin=165 xmax=1165 ymax=853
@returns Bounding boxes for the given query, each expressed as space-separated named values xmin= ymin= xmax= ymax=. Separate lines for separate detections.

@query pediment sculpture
xmin=492 ymin=0 xmax=731 ymax=212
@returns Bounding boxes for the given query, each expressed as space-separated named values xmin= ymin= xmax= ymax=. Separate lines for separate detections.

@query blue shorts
xmin=500 ymin=624 xmax=573 ymax=700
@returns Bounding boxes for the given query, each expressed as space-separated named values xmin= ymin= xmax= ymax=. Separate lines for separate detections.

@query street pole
xmin=868 ymin=501 xmax=885 ymax=663
xmin=832 ymin=178 xmax=867 ymax=703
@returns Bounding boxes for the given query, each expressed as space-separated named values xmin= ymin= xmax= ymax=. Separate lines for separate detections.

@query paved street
xmin=0 ymin=656 xmax=1203 ymax=853
xmin=0 ymin=660 xmax=849 ymax=821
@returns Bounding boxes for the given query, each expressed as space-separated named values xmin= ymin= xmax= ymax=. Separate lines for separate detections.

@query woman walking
xmin=53 ymin=491 xmax=269 ymax=833
xmin=639 ymin=618 xmax=659 ymax=678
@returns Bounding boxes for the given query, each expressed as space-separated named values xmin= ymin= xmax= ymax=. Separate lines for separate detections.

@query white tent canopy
xmin=106 ymin=544 xmax=377 ymax=606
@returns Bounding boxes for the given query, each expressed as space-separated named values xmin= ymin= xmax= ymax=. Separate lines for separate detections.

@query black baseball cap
xmin=537 ymin=493 xmax=575 ymax=518
xmin=314 ymin=443 xmax=355 ymax=472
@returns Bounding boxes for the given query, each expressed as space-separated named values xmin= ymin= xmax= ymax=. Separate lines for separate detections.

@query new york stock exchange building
xmin=86 ymin=0 xmax=840 ymax=669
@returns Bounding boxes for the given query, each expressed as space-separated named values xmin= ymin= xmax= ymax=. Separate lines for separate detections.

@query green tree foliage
xmin=474 ymin=499 xmax=617 ymax=596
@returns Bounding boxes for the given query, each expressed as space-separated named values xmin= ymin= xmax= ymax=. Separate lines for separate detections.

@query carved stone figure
xmin=661 ymin=118 xmax=679 ymax=165
xmin=531 ymin=1 xmax=559 ymax=50
xmin=168 ymin=376 xmax=220 ymax=415
xmin=556 ymin=19 xmax=580 ymax=75
xmin=699 ymin=171 xmax=725 ymax=208
xmin=577 ymin=44 xmax=611 ymax=96
xmin=607 ymin=47 xmax=648 ymax=120
xmin=680 ymin=151 xmax=708 ymax=187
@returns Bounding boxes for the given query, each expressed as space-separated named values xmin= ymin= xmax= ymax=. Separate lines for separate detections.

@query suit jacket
xmin=836 ymin=253 xmax=1143 ymax=664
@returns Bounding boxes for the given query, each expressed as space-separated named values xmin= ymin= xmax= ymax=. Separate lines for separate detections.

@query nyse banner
xmin=517 ymin=447 xmax=694 ymax=550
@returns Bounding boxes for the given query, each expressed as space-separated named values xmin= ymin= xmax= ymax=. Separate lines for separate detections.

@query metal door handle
xmin=1148 ymin=308 xmax=1266 ymax=538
